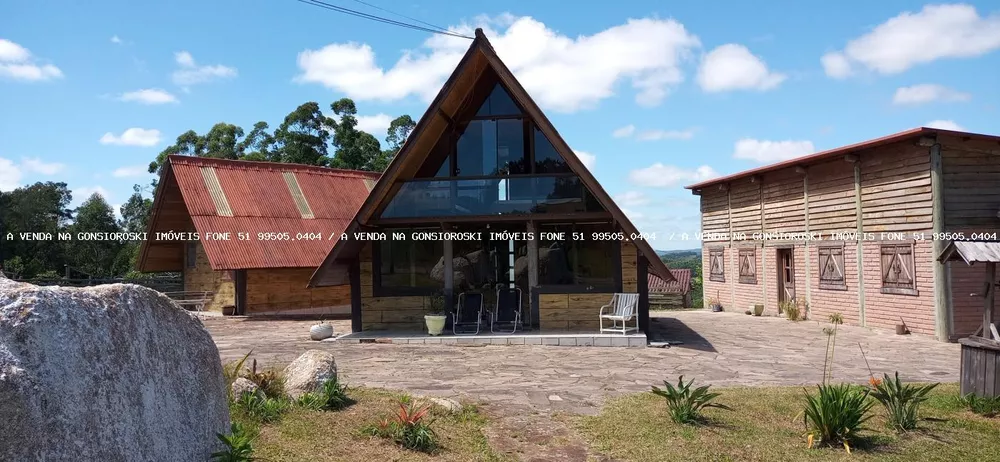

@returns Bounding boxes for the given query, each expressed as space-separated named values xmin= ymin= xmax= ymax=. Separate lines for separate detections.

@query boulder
xmin=0 ymin=279 xmax=229 ymax=461
xmin=231 ymin=377 xmax=260 ymax=398
xmin=282 ymin=350 xmax=337 ymax=399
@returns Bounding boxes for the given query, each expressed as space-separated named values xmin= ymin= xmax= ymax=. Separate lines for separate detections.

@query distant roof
xmin=938 ymin=240 xmax=1000 ymax=265
xmin=155 ymin=155 xmax=379 ymax=270
xmin=685 ymin=127 xmax=1000 ymax=190
xmin=648 ymin=269 xmax=692 ymax=294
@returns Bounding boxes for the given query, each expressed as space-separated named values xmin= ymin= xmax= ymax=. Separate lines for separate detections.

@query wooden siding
xmin=807 ymin=159 xmax=857 ymax=236
xmin=182 ymin=241 xmax=235 ymax=312
xmin=358 ymin=242 xmax=427 ymax=330
xmin=245 ymin=268 xmax=351 ymax=314
xmin=700 ymin=187 xmax=729 ymax=240
xmin=730 ymin=179 xmax=762 ymax=236
xmin=622 ymin=241 xmax=638 ymax=292
xmin=860 ymin=143 xmax=932 ymax=233
xmin=761 ymin=170 xmax=805 ymax=234
xmin=940 ymin=135 xmax=1000 ymax=230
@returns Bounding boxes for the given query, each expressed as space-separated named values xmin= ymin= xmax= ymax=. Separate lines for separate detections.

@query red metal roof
xmin=685 ymin=127 xmax=1000 ymax=190
xmin=168 ymin=155 xmax=379 ymax=270
xmin=648 ymin=268 xmax=691 ymax=294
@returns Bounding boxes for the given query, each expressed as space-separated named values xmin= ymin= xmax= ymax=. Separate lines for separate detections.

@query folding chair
xmin=492 ymin=287 xmax=523 ymax=334
xmin=452 ymin=292 xmax=484 ymax=335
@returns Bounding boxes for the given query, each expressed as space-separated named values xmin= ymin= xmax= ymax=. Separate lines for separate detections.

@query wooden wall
xmin=245 ymin=268 xmax=351 ymax=315
xmin=697 ymin=137 xmax=943 ymax=336
xmin=358 ymin=242 xmax=428 ymax=330
xmin=940 ymin=134 xmax=1000 ymax=338
xmin=183 ymin=241 xmax=235 ymax=312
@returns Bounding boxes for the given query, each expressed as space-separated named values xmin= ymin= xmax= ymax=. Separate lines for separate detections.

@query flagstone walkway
xmin=203 ymin=310 xmax=959 ymax=415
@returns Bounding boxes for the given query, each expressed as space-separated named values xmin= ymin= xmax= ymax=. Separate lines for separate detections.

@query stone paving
xmin=202 ymin=310 xmax=959 ymax=415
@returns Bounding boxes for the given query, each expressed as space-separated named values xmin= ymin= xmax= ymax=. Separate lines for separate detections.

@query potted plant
xmin=708 ymin=296 xmax=723 ymax=312
xmin=310 ymin=316 xmax=334 ymax=340
xmin=424 ymin=291 xmax=448 ymax=336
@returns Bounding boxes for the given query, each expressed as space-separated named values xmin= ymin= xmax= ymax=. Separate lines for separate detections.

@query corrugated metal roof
xmin=685 ymin=127 xmax=1000 ymax=190
xmin=168 ymin=155 xmax=380 ymax=270
xmin=648 ymin=269 xmax=692 ymax=294
xmin=939 ymin=240 xmax=1000 ymax=265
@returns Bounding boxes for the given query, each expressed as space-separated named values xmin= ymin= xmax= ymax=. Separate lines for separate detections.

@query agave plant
xmin=394 ymin=402 xmax=437 ymax=452
xmin=651 ymin=376 xmax=733 ymax=424
xmin=869 ymin=372 xmax=937 ymax=432
xmin=803 ymin=383 xmax=873 ymax=452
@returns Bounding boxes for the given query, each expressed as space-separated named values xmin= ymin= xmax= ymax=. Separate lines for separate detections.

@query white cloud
xmin=0 ymin=157 xmax=22 ymax=191
xmin=0 ymin=38 xmax=63 ymax=82
xmin=822 ymin=4 xmax=1000 ymax=78
xmin=636 ymin=128 xmax=696 ymax=141
xmin=118 ymin=88 xmax=178 ymax=104
xmin=574 ymin=149 xmax=596 ymax=169
xmin=733 ymin=138 xmax=815 ymax=163
xmin=612 ymin=125 xmax=635 ymax=138
xmin=628 ymin=164 xmax=718 ymax=188
xmin=21 ymin=157 xmax=65 ymax=175
xmin=892 ymin=84 xmax=971 ymax=105
xmin=615 ymin=190 xmax=649 ymax=207
xmin=100 ymin=128 xmax=162 ymax=147
xmin=110 ymin=35 xmax=122 ymax=44
xmin=296 ymin=16 xmax=701 ymax=112
xmin=112 ymin=165 xmax=149 ymax=178
xmin=355 ymin=113 xmax=393 ymax=136
xmin=925 ymin=119 xmax=965 ymax=131
xmin=697 ymin=43 xmax=785 ymax=92
xmin=171 ymin=50 xmax=237 ymax=86
xmin=620 ymin=207 xmax=644 ymax=220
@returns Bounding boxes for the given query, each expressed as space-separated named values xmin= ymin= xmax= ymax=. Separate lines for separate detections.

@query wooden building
xmin=138 ymin=156 xmax=378 ymax=315
xmin=308 ymin=29 xmax=674 ymax=334
xmin=648 ymin=269 xmax=693 ymax=309
xmin=686 ymin=128 xmax=1000 ymax=341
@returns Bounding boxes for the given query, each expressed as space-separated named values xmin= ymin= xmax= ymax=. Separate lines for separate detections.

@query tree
xmin=271 ymin=102 xmax=331 ymax=166
xmin=239 ymin=121 xmax=275 ymax=161
xmin=111 ymin=185 xmax=154 ymax=274
xmin=373 ymin=114 xmax=416 ymax=171
xmin=328 ymin=98 xmax=384 ymax=171
xmin=67 ymin=194 xmax=123 ymax=278
xmin=0 ymin=182 xmax=73 ymax=278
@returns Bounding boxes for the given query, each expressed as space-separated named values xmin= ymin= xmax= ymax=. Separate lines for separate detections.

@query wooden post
xmin=760 ymin=180 xmax=767 ymax=308
xmin=349 ymin=259 xmax=362 ymax=332
xmin=802 ymin=171 xmax=812 ymax=315
xmin=526 ymin=221 xmax=539 ymax=328
xmin=985 ymin=262 xmax=996 ymax=339
xmin=234 ymin=269 xmax=247 ymax=316
xmin=727 ymin=184 xmax=735 ymax=308
xmin=442 ymin=224 xmax=454 ymax=311
xmin=930 ymin=142 xmax=953 ymax=341
xmin=851 ymin=157 xmax=866 ymax=326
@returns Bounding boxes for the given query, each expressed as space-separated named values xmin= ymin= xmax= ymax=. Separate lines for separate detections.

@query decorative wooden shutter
xmin=739 ymin=248 xmax=757 ymax=284
xmin=709 ymin=249 xmax=725 ymax=282
xmin=881 ymin=243 xmax=916 ymax=294
xmin=818 ymin=246 xmax=846 ymax=290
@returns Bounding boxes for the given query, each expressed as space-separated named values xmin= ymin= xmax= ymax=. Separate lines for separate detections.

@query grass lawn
xmin=247 ymin=387 xmax=509 ymax=462
xmin=575 ymin=383 xmax=1000 ymax=462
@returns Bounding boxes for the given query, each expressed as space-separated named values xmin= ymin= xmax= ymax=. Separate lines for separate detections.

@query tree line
xmin=0 ymin=98 xmax=413 ymax=279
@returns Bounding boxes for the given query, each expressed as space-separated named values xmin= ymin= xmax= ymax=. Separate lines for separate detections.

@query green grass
xmin=576 ymin=384 xmax=1000 ymax=462
xmin=248 ymin=387 xmax=509 ymax=462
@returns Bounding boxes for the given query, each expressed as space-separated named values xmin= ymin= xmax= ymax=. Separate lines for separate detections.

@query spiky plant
xmin=651 ymin=376 xmax=733 ymax=424
xmin=869 ymin=372 xmax=938 ymax=432
xmin=803 ymin=383 xmax=873 ymax=452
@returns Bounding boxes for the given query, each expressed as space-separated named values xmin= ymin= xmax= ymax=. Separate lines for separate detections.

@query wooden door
xmin=777 ymin=249 xmax=795 ymax=304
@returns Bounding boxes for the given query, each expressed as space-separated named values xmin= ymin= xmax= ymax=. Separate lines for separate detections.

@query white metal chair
xmin=599 ymin=293 xmax=639 ymax=335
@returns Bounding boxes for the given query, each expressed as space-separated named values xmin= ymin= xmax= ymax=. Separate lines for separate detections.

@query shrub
xmin=244 ymin=359 xmax=286 ymax=399
xmin=803 ymin=383 xmax=873 ymax=452
xmin=651 ymin=376 xmax=732 ymax=424
xmin=961 ymin=393 xmax=1000 ymax=417
xmin=224 ymin=352 xmax=253 ymax=401
xmin=869 ymin=372 xmax=938 ymax=432
xmin=782 ymin=301 xmax=801 ymax=321
xmin=298 ymin=377 xmax=354 ymax=411
xmin=364 ymin=401 xmax=438 ymax=453
xmin=233 ymin=392 xmax=291 ymax=424
xmin=211 ymin=422 xmax=256 ymax=462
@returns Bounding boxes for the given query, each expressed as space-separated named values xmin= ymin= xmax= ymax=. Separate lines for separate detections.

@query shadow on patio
xmin=648 ymin=315 xmax=717 ymax=353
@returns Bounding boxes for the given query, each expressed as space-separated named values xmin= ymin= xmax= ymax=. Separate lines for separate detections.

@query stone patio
xmin=201 ymin=310 xmax=960 ymax=414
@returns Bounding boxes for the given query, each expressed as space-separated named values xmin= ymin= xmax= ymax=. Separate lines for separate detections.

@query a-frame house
xmin=309 ymin=29 xmax=675 ymax=334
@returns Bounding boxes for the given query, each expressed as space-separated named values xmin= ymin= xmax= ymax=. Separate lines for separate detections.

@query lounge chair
xmin=453 ymin=292 xmax=484 ymax=335
xmin=492 ymin=287 xmax=522 ymax=334
xmin=599 ymin=293 xmax=639 ymax=335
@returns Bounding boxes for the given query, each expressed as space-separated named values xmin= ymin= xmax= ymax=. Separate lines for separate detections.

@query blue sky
xmin=1 ymin=1 xmax=998 ymax=250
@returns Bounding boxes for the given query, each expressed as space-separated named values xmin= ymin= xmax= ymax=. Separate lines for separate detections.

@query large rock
xmin=282 ymin=350 xmax=337 ymax=399
xmin=0 ymin=278 xmax=229 ymax=461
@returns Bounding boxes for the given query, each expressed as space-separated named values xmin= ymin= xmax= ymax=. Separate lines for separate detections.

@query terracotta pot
xmin=896 ymin=324 xmax=909 ymax=335
xmin=222 ymin=305 xmax=236 ymax=316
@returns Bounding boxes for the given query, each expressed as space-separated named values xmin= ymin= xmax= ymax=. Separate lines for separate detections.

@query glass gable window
xmin=476 ymin=83 xmax=521 ymax=117
xmin=533 ymin=127 xmax=571 ymax=174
